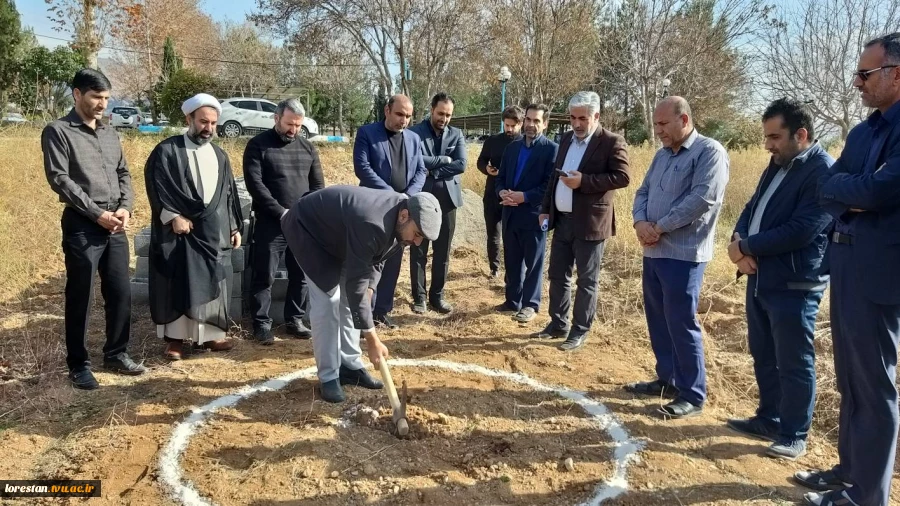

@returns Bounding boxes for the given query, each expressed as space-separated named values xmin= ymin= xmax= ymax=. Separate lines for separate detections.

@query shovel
xmin=378 ymin=359 xmax=409 ymax=436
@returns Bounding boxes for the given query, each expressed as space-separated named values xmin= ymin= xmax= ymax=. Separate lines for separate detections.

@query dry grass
xmin=0 ymin=127 xmax=846 ymax=441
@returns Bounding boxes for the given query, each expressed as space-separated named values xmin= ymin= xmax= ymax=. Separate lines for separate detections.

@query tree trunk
xmin=338 ymin=91 xmax=344 ymax=137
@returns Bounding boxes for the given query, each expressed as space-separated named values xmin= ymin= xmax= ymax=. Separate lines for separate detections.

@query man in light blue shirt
xmin=626 ymin=96 xmax=729 ymax=419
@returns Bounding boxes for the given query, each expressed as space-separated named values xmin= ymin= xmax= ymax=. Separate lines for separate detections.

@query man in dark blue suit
xmin=725 ymin=99 xmax=834 ymax=461
xmin=353 ymin=94 xmax=427 ymax=329
xmin=799 ymin=33 xmax=900 ymax=506
xmin=409 ymin=93 xmax=467 ymax=314
xmin=495 ymin=104 xmax=558 ymax=323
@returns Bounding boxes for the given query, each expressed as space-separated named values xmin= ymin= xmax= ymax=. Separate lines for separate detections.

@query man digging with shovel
xmin=281 ymin=185 xmax=442 ymax=403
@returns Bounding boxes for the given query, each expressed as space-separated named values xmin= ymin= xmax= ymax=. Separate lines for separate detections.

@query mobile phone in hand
xmin=556 ymin=169 xmax=570 ymax=177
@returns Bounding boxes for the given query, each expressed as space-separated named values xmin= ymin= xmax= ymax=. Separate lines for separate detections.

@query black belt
xmin=66 ymin=202 xmax=117 ymax=211
xmin=831 ymin=232 xmax=853 ymax=245
xmin=556 ymin=211 xmax=572 ymax=218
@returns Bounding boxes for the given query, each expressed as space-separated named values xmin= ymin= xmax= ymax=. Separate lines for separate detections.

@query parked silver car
xmin=217 ymin=98 xmax=319 ymax=139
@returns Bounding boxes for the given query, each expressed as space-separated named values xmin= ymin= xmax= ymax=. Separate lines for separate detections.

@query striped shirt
xmin=632 ymin=130 xmax=729 ymax=262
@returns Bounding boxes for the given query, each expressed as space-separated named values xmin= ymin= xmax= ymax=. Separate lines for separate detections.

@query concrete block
xmin=232 ymin=274 xmax=242 ymax=295
xmin=134 ymin=256 xmax=149 ymax=278
xmin=131 ymin=278 xmax=149 ymax=304
xmin=232 ymin=246 xmax=247 ymax=273
xmin=134 ymin=230 xmax=152 ymax=257
xmin=229 ymin=296 xmax=243 ymax=322
xmin=272 ymin=277 xmax=289 ymax=300
xmin=270 ymin=299 xmax=285 ymax=325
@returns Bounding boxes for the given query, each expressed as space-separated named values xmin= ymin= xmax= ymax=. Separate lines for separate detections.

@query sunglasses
xmin=855 ymin=65 xmax=899 ymax=81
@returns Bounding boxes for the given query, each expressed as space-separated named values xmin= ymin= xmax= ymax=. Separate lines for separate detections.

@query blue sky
xmin=20 ymin=0 xmax=260 ymax=53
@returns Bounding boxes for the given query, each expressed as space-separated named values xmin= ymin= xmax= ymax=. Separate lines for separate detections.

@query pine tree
xmin=0 ymin=0 xmax=23 ymax=106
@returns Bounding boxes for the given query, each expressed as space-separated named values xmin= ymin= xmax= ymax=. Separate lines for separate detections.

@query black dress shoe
xmin=726 ymin=417 xmax=778 ymax=442
xmin=412 ymin=300 xmax=427 ymax=314
xmin=69 ymin=369 xmax=99 ymax=390
xmin=558 ymin=332 xmax=586 ymax=351
xmin=253 ymin=326 xmax=274 ymax=345
xmin=658 ymin=399 xmax=703 ymax=419
xmin=494 ymin=302 xmax=518 ymax=313
xmin=339 ymin=365 xmax=384 ymax=389
xmin=319 ymin=379 xmax=345 ymax=403
xmin=286 ymin=320 xmax=312 ymax=339
xmin=623 ymin=379 xmax=679 ymax=398
xmin=429 ymin=299 xmax=453 ymax=314
xmin=374 ymin=313 xmax=399 ymax=330
xmin=532 ymin=325 xmax=569 ymax=339
xmin=103 ymin=354 xmax=147 ymax=376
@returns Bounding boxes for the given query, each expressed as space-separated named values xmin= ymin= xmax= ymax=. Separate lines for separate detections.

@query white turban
xmin=182 ymin=93 xmax=222 ymax=116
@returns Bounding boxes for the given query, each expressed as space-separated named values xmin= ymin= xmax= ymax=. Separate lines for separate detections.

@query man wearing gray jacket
xmin=281 ymin=185 xmax=441 ymax=402
xmin=409 ymin=93 xmax=467 ymax=314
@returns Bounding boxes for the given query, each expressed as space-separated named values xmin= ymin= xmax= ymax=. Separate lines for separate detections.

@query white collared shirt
xmin=555 ymin=129 xmax=595 ymax=213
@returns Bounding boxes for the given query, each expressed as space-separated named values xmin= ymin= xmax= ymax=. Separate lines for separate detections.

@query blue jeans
xmin=643 ymin=257 xmax=707 ymax=406
xmin=746 ymin=287 xmax=823 ymax=440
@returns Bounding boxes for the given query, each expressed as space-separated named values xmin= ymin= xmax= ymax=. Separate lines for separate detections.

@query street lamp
xmin=498 ymin=66 xmax=511 ymax=133
xmin=661 ymin=78 xmax=672 ymax=98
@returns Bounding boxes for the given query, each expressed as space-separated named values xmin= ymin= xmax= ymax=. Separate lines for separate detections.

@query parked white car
xmin=108 ymin=106 xmax=144 ymax=129
xmin=0 ymin=113 xmax=27 ymax=126
xmin=217 ymin=98 xmax=319 ymax=139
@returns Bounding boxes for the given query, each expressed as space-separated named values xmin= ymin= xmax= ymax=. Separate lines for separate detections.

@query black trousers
xmin=61 ymin=208 xmax=131 ymax=372
xmin=547 ymin=213 xmax=606 ymax=333
xmin=410 ymin=208 xmax=457 ymax=303
xmin=830 ymin=243 xmax=900 ymax=506
xmin=483 ymin=197 xmax=503 ymax=273
xmin=250 ymin=217 xmax=308 ymax=329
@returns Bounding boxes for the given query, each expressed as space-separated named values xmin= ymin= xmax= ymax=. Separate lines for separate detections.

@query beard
xmin=394 ymin=221 xmax=414 ymax=247
xmin=276 ymin=129 xmax=296 ymax=143
xmin=187 ymin=127 xmax=213 ymax=146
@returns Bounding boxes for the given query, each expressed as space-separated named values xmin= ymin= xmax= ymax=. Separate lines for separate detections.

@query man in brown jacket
xmin=538 ymin=91 xmax=631 ymax=351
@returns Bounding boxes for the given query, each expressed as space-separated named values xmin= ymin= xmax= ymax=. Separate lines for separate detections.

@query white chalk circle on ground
xmin=158 ymin=359 xmax=644 ymax=506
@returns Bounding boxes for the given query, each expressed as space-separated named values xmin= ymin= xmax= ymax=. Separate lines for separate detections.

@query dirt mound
xmin=452 ymin=189 xmax=487 ymax=253
xmin=181 ymin=367 xmax=615 ymax=505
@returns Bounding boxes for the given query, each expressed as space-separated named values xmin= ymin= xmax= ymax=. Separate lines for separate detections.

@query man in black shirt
xmin=41 ymin=68 xmax=146 ymax=390
xmin=476 ymin=106 xmax=524 ymax=278
xmin=409 ymin=93 xmax=467 ymax=313
xmin=244 ymin=99 xmax=325 ymax=343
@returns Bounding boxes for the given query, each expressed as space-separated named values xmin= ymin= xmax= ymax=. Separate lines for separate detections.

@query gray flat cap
xmin=407 ymin=192 xmax=442 ymax=241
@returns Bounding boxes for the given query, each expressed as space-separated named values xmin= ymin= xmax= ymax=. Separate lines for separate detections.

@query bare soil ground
xmin=1 ymin=135 xmax=898 ymax=505
xmin=1 ymin=244 xmax=896 ymax=506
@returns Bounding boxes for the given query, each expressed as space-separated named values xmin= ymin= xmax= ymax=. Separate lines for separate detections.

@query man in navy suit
xmin=353 ymin=94 xmax=427 ymax=329
xmin=799 ymin=32 xmax=900 ymax=506
xmin=409 ymin=93 xmax=467 ymax=314
xmin=495 ymin=104 xmax=558 ymax=323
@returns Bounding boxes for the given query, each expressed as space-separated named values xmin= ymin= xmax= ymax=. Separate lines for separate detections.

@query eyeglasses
xmin=855 ymin=65 xmax=899 ymax=81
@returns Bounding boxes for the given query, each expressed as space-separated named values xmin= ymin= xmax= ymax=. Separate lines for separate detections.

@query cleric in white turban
xmin=143 ymin=93 xmax=244 ymax=360
xmin=181 ymin=93 xmax=222 ymax=117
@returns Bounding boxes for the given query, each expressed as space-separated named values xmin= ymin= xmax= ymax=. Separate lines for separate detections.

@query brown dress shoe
xmin=164 ymin=342 xmax=182 ymax=361
xmin=202 ymin=339 xmax=234 ymax=352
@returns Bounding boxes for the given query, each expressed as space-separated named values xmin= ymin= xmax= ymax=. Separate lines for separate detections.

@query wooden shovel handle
xmin=378 ymin=359 xmax=402 ymax=412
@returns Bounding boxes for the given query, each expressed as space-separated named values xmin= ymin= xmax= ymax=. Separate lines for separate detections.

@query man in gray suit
xmin=409 ymin=93 xmax=467 ymax=314
xmin=281 ymin=185 xmax=442 ymax=403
